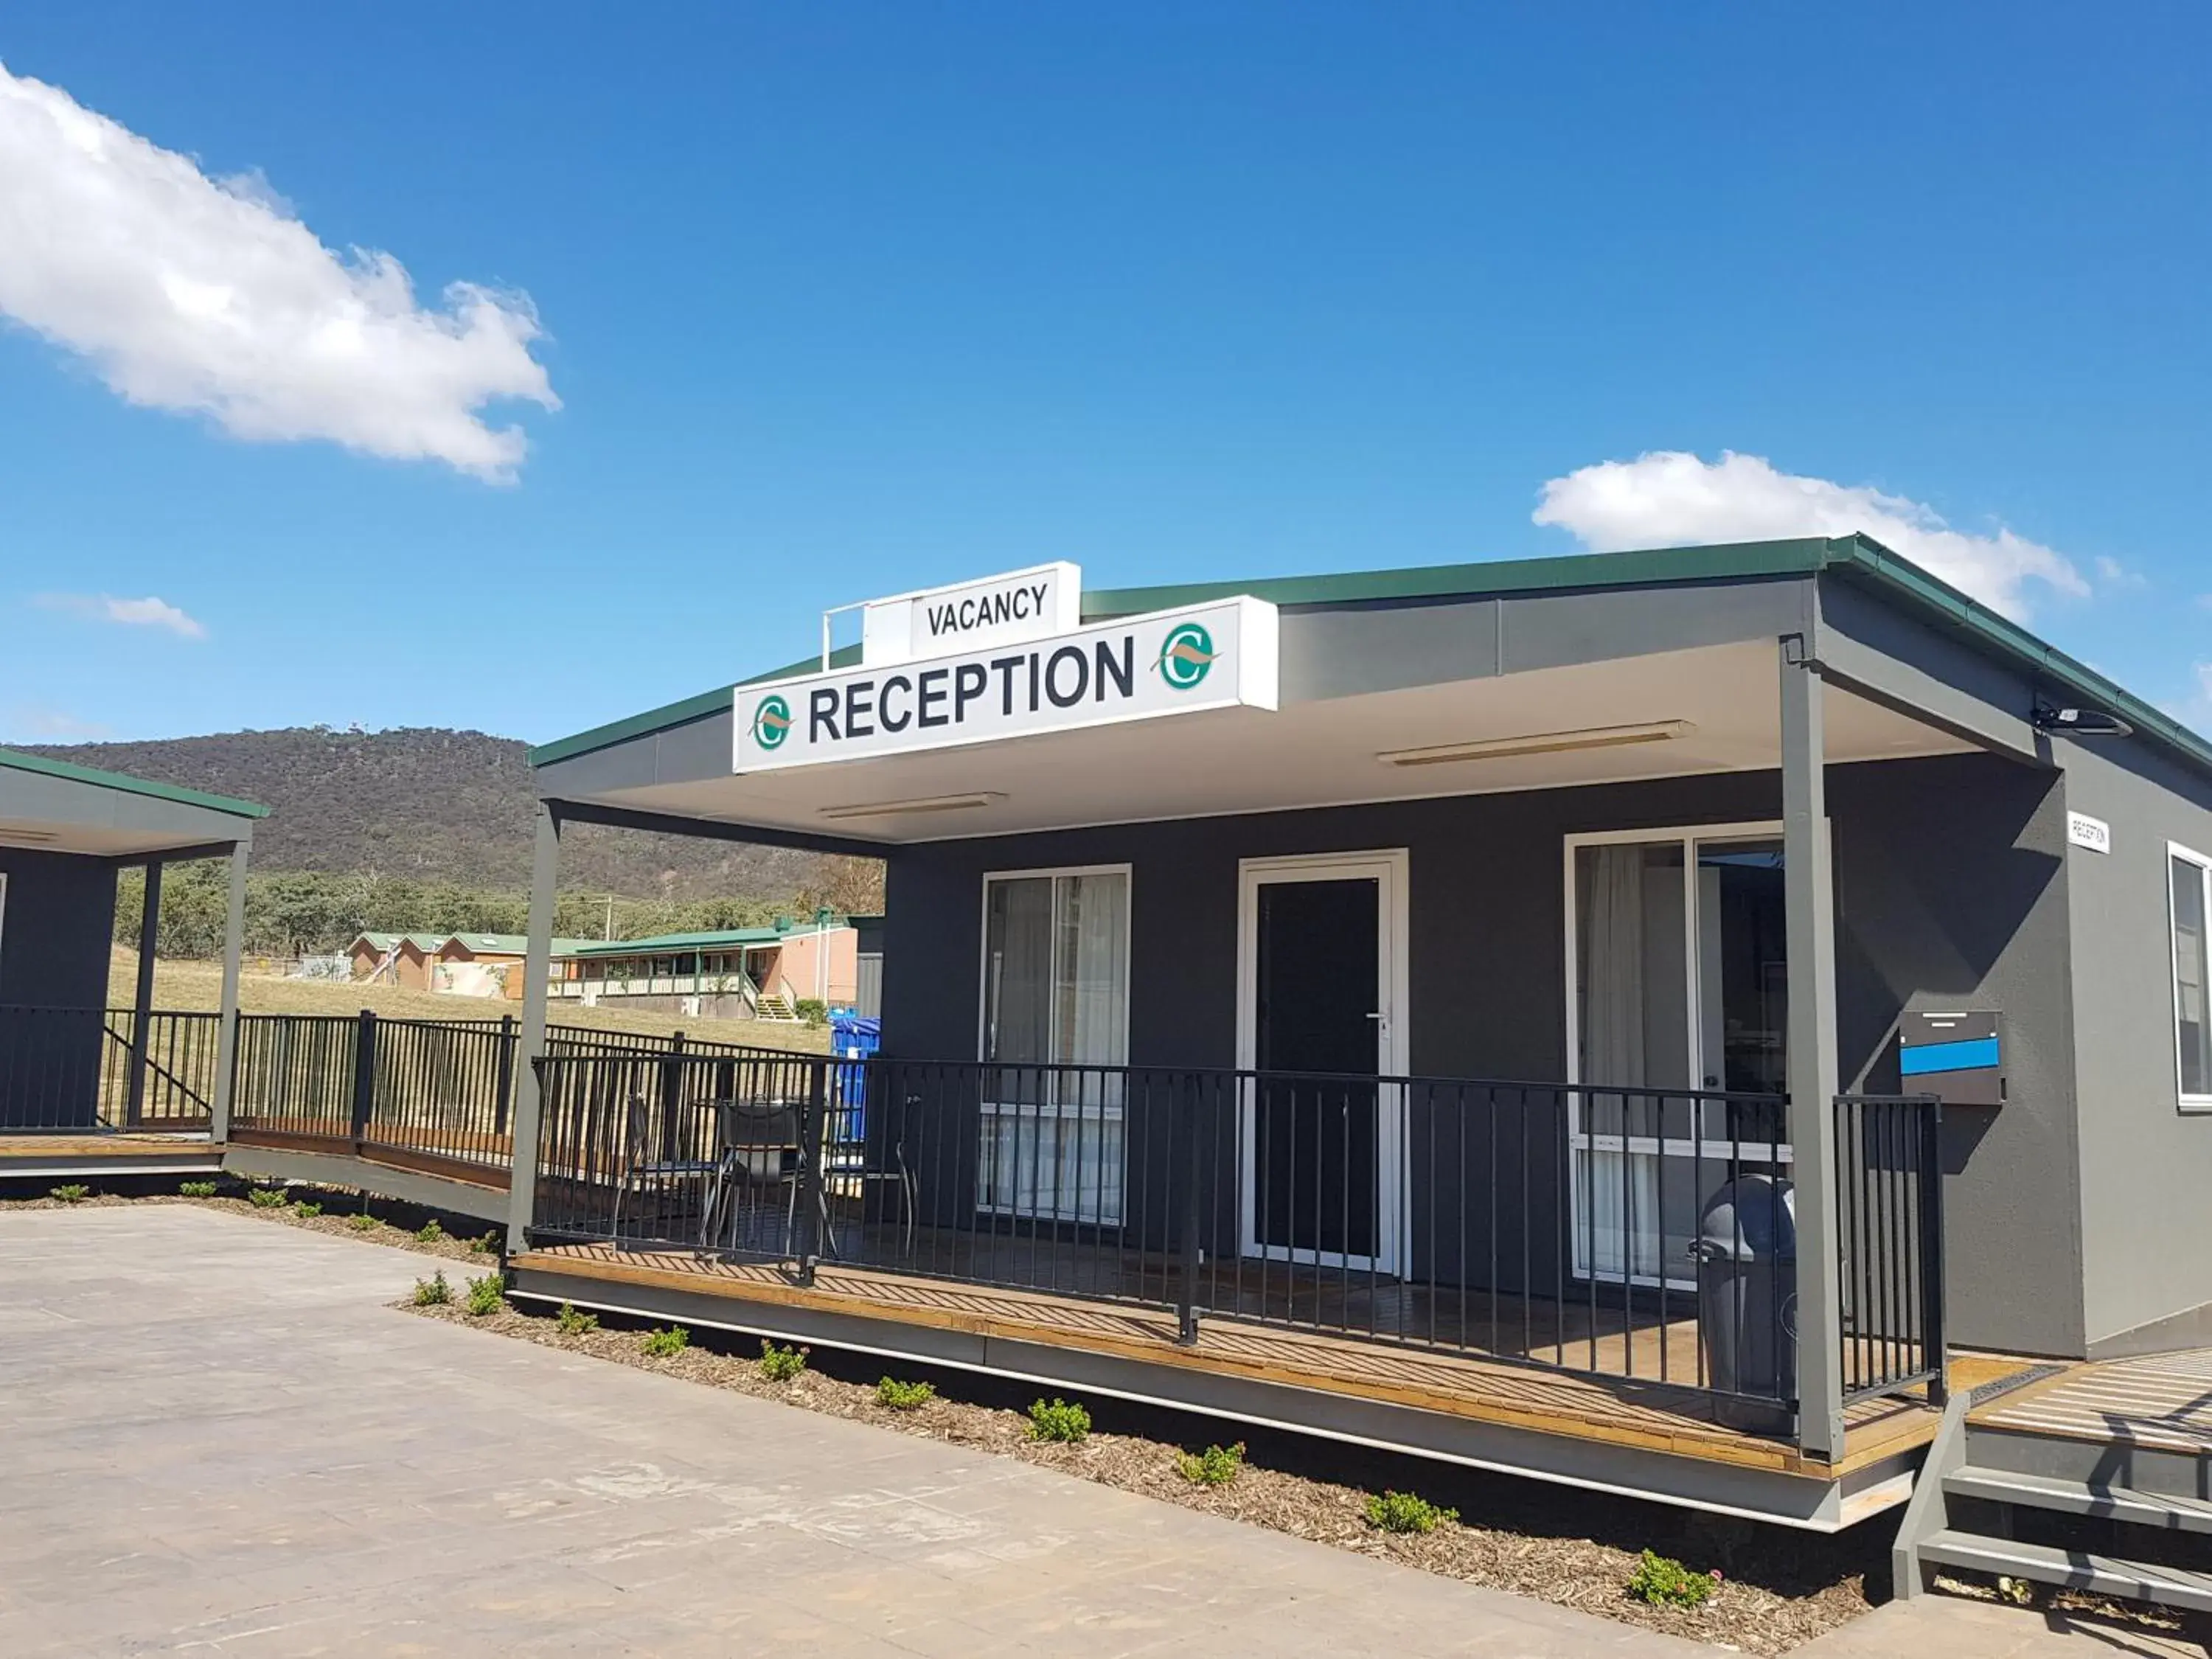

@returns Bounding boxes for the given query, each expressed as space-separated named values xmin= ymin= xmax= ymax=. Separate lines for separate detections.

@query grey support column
xmin=210 ymin=840 xmax=250 ymax=1143
xmin=128 ymin=858 xmax=162 ymax=1129
xmin=507 ymin=801 xmax=562 ymax=1254
xmin=1781 ymin=628 xmax=1845 ymax=1461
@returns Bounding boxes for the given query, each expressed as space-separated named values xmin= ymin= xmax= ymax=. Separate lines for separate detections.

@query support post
xmin=493 ymin=1014 xmax=515 ymax=1136
xmin=507 ymin=803 xmax=561 ymax=1254
xmin=796 ymin=1055 xmax=827 ymax=1284
xmin=128 ymin=859 xmax=162 ymax=1129
xmin=1781 ymin=627 xmax=1845 ymax=1461
xmin=1177 ymin=1075 xmax=1204 ymax=1346
xmin=349 ymin=1009 xmax=378 ymax=1149
xmin=209 ymin=840 xmax=249 ymax=1144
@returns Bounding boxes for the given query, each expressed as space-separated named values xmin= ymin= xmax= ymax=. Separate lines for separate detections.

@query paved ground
xmin=1793 ymin=1597 xmax=2205 ymax=1658
xmin=0 ymin=1206 xmax=1708 ymax=1658
xmin=5 ymin=1206 xmax=2198 ymax=1658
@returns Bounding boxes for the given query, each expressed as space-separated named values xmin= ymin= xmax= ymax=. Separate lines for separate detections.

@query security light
xmin=2030 ymin=705 xmax=2133 ymax=738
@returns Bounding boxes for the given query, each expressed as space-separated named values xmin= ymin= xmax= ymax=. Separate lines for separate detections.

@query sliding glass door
xmin=1565 ymin=826 xmax=1792 ymax=1287
xmin=979 ymin=867 xmax=1130 ymax=1223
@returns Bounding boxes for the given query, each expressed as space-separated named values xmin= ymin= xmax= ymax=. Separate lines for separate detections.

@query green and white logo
xmin=1155 ymin=622 xmax=1217 ymax=692
xmin=753 ymin=694 xmax=793 ymax=750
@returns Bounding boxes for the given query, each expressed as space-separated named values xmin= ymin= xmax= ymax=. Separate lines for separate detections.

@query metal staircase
xmin=1896 ymin=1392 xmax=2212 ymax=1615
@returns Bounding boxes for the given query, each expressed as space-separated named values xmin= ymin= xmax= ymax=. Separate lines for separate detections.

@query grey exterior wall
xmin=0 ymin=849 xmax=120 ymax=1130
xmin=879 ymin=752 xmax=2083 ymax=1356
xmin=2056 ymin=736 xmax=2212 ymax=1352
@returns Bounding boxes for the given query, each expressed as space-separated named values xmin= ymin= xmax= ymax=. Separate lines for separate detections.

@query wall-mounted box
xmin=1901 ymin=1010 xmax=2003 ymax=1106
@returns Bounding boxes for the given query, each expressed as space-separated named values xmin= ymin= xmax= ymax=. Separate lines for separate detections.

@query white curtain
xmin=981 ymin=872 xmax=1127 ymax=1223
xmin=1579 ymin=846 xmax=1659 ymax=1280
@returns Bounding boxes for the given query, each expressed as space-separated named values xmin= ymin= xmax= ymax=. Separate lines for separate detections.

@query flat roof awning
xmin=538 ymin=639 xmax=1974 ymax=846
xmin=0 ymin=748 xmax=265 ymax=858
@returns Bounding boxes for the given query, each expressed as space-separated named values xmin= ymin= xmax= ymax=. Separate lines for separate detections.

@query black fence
xmin=525 ymin=1048 xmax=1910 ymax=1415
xmin=0 ymin=1006 xmax=223 ymax=1132
xmin=1834 ymin=1093 xmax=1947 ymax=1405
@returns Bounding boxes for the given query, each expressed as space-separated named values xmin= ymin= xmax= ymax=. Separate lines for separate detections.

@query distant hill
xmin=23 ymin=726 xmax=841 ymax=902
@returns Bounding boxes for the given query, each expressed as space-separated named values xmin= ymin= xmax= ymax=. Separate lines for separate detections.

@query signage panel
xmin=738 ymin=597 xmax=1277 ymax=773
xmin=2065 ymin=811 xmax=2111 ymax=855
xmin=858 ymin=562 xmax=1082 ymax=667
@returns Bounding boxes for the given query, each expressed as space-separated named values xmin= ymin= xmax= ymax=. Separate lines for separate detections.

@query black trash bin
xmin=1691 ymin=1174 xmax=1798 ymax=1433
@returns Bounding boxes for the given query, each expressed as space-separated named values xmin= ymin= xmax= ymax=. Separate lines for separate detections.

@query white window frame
xmin=1562 ymin=821 xmax=1801 ymax=1288
xmin=975 ymin=863 xmax=1133 ymax=1222
xmin=2168 ymin=841 xmax=2212 ymax=1113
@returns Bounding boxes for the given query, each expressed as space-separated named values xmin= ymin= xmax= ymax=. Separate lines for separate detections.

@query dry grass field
xmin=106 ymin=950 xmax=830 ymax=1054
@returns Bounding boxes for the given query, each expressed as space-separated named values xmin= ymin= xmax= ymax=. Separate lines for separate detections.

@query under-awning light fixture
xmin=1377 ymin=720 xmax=1696 ymax=768
xmin=818 ymin=791 xmax=1005 ymax=822
xmin=0 ymin=825 xmax=61 ymax=845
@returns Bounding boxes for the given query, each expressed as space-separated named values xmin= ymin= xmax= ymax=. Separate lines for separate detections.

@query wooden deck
xmin=514 ymin=1238 xmax=1942 ymax=1481
xmin=0 ymin=1132 xmax=222 ymax=1178
xmin=1973 ymin=1346 xmax=2212 ymax=1455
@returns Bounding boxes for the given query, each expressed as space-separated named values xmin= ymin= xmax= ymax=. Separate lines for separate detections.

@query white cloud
xmin=0 ymin=61 xmax=556 ymax=481
xmin=36 ymin=592 xmax=206 ymax=639
xmin=2094 ymin=555 xmax=2148 ymax=591
xmin=1533 ymin=451 xmax=2088 ymax=621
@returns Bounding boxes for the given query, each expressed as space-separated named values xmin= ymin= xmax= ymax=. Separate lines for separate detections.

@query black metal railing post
xmin=1919 ymin=1096 xmax=1948 ymax=1405
xmin=349 ymin=1009 xmax=378 ymax=1149
xmin=1177 ymin=1074 xmax=1204 ymax=1345
xmin=796 ymin=1054 xmax=827 ymax=1284
xmin=658 ymin=1030 xmax=686 ymax=1164
xmin=494 ymin=1013 xmax=516 ymax=1135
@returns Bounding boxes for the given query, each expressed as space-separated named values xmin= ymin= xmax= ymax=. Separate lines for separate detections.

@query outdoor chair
xmin=712 ymin=1097 xmax=805 ymax=1257
xmin=608 ymin=1093 xmax=727 ymax=1249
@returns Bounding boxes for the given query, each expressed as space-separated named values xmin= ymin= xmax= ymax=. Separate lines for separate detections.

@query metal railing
xmin=527 ymin=1049 xmax=1861 ymax=1415
xmin=0 ymin=1006 xmax=222 ymax=1133
xmin=1834 ymin=1093 xmax=1947 ymax=1405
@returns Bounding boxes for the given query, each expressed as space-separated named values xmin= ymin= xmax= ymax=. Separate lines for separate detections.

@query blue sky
xmin=2 ymin=2 xmax=2207 ymax=748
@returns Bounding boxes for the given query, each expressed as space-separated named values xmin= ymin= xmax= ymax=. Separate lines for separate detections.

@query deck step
xmin=1918 ymin=1530 xmax=2212 ymax=1614
xmin=1947 ymin=1467 xmax=2212 ymax=1534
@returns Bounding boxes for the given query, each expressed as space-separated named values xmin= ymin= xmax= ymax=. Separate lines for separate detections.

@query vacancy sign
xmin=736 ymin=596 xmax=1279 ymax=773
xmin=859 ymin=563 xmax=1082 ymax=667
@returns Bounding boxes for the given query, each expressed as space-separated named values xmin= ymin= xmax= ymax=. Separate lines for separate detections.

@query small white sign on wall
xmin=2066 ymin=811 xmax=2112 ymax=855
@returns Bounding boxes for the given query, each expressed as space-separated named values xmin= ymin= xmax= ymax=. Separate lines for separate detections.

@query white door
xmin=1235 ymin=851 xmax=1409 ymax=1274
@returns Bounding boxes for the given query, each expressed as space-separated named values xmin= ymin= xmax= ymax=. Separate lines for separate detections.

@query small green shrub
xmin=876 ymin=1376 xmax=936 ymax=1410
xmin=248 ymin=1187 xmax=288 ymax=1208
xmin=414 ymin=1219 xmax=445 ymax=1245
xmin=1364 ymin=1490 xmax=1457 ymax=1535
xmin=1175 ymin=1442 xmax=1246 ymax=1486
xmin=463 ymin=1273 xmax=505 ymax=1317
xmin=1625 ymin=1551 xmax=1719 ymax=1608
xmin=469 ymin=1230 xmax=500 ymax=1254
xmin=554 ymin=1302 xmax=598 ymax=1336
xmin=291 ymin=1201 xmax=323 ymax=1219
xmin=178 ymin=1180 xmax=217 ymax=1198
xmin=48 ymin=1184 xmax=89 ymax=1204
xmin=640 ymin=1325 xmax=690 ymax=1358
xmin=1026 ymin=1398 xmax=1091 ymax=1444
xmin=411 ymin=1270 xmax=452 ymax=1307
xmin=793 ymin=997 xmax=828 ymax=1026
xmin=347 ymin=1212 xmax=380 ymax=1231
xmin=758 ymin=1340 xmax=808 ymax=1381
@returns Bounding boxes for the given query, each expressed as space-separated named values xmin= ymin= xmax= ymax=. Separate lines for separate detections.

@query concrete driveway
xmin=0 ymin=1205 xmax=1708 ymax=1658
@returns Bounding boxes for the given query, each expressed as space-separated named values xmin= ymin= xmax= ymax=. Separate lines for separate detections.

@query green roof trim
xmin=0 ymin=746 xmax=268 ymax=820
xmin=569 ymin=921 xmax=846 ymax=957
xmin=528 ymin=536 xmax=2212 ymax=780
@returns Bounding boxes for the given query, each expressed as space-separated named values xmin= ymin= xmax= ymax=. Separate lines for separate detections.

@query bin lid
xmin=1697 ymin=1174 xmax=1795 ymax=1263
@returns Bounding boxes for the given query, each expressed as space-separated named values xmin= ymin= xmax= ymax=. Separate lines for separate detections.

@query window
xmin=979 ymin=867 xmax=1130 ymax=1222
xmin=2172 ymin=844 xmax=2212 ymax=1109
xmin=1565 ymin=824 xmax=1795 ymax=1286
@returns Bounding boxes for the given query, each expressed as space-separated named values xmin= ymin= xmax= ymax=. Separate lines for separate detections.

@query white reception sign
xmin=2066 ymin=811 xmax=2112 ymax=855
xmin=737 ymin=597 xmax=1277 ymax=773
